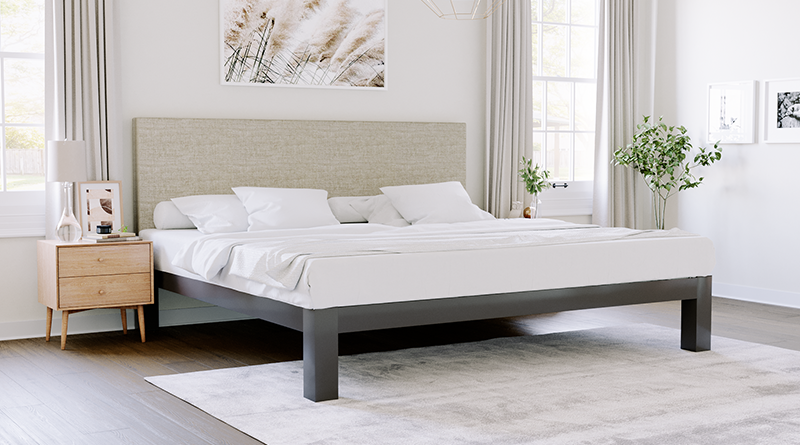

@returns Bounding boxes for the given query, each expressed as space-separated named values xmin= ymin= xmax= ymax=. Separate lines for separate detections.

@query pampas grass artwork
xmin=222 ymin=0 xmax=386 ymax=88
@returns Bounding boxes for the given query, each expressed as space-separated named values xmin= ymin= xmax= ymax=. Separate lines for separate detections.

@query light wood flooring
xmin=1 ymin=297 xmax=799 ymax=444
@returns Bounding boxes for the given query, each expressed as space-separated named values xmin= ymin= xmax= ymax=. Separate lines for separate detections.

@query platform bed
xmin=134 ymin=117 xmax=712 ymax=402
xmin=146 ymin=273 xmax=711 ymax=402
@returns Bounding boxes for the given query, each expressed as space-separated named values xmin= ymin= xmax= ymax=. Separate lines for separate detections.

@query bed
xmin=133 ymin=117 xmax=713 ymax=402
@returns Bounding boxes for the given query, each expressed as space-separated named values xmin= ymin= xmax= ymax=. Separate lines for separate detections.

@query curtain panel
xmin=592 ymin=0 xmax=658 ymax=229
xmin=46 ymin=0 xmax=117 ymax=239
xmin=485 ymin=0 xmax=533 ymax=218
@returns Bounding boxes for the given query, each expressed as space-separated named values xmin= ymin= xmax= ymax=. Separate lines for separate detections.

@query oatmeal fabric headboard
xmin=133 ymin=118 xmax=467 ymax=230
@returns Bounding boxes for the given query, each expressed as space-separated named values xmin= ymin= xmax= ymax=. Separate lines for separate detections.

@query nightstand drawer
xmin=59 ymin=273 xmax=153 ymax=309
xmin=58 ymin=244 xmax=150 ymax=278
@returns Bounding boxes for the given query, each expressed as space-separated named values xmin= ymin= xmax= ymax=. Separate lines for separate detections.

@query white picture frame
xmin=764 ymin=78 xmax=800 ymax=143
xmin=78 ymin=181 xmax=124 ymax=236
xmin=220 ymin=0 xmax=387 ymax=89
xmin=707 ymin=81 xmax=756 ymax=144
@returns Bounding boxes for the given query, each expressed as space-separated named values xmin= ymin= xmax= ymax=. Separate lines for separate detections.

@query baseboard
xmin=713 ymin=282 xmax=800 ymax=310
xmin=0 ymin=306 xmax=251 ymax=342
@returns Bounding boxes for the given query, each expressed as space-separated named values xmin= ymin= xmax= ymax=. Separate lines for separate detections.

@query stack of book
xmin=83 ymin=232 xmax=141 ymax=243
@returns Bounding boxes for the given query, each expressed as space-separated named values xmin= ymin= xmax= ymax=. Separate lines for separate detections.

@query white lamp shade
xmin=421 ymin=0 xmax=507 ymax=20
xmin=46 ymin=140 xmax=88 ymax=183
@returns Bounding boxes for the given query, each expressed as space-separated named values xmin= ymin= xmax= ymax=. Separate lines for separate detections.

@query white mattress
xmin=141 ymin=221 xmax=715 ymax=310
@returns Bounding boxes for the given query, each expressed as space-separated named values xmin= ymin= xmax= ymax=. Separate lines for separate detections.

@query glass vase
xmin=56 ymin=182 xmax=82 ymax=243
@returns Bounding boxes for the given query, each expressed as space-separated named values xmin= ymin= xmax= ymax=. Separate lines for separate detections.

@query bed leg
xmin=303 ymin=308 xmax=339 ymax=402
xmin=681 ymin=276 xmax=712 ymax=352
xmin=143 ymin=273 xmax=161 ymax=338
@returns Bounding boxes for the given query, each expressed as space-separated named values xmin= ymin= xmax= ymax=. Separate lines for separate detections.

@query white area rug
xmin=146 ymin=324 xmax=800 ymax=444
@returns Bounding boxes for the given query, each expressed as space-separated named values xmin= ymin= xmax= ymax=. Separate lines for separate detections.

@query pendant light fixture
xmin=421 ymin=0 xmax=508 ymax=20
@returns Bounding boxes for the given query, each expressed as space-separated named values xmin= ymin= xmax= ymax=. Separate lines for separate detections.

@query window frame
xmin=531 ymin=0 xmax=599 ymax=216
xmin=0 ymin=0 xmax=48 ymax=238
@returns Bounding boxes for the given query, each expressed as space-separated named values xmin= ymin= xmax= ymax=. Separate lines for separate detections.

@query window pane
xmin=533 ymin=80 xmax=544 ymax=128
xmin=4 ymin=58 xmax=44 ymax=124
xmin=570 ymin=26 xmax=596 ymax=78
xmin=542 ymin=0 xmax=566 ymax=23
xmin=546 ymin=132 xmax=571 ymax=181
xmin=531 ymin=132 xmax=544 ymax=166
xmin=546 ymin=81 xmax=571 ymax=130
xmin=6 ymin=126 xmax=44 ymax=190
xmin=531 ymin=23 xmax=539 ymax=75
xmin=574 ymin=132 xmax=594 ymax=181
xmin=0 ymin=0 xmax=45 ymax=53
xmin=531 ymin=0 xmax=538 ymax=21
xmin=571 ymin=0 xmax=596 ymax=25
xmin=542 ymin=25 xmax=566 ymax=77
xmin=574 ymin=82 xmax=596 ymax=131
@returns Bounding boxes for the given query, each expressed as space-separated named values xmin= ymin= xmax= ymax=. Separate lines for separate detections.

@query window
xmin=531 ymin=0 xmax=598 ymax=216
xmin=0 ymin=0 xmax=46 ymax=237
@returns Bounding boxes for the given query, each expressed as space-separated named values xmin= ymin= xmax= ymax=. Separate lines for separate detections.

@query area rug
xmin=145 ymin=324 xmax=800 ymax=444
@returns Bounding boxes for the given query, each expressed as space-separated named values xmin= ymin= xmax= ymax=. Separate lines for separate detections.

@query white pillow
xmin=327 ymin=196 xmax=369 ymax=223
xmin=171 ymin=194 xmax=250 ymax=234
xmin=233 ymin=187 xmax=340 ymax=231
xmin=153 ymin=201 xmax=195 ymax=229
xmin=349 ymin=195 xmax=410 ymax=227
xmin=380 ymin=182 xmax=495 ymax=224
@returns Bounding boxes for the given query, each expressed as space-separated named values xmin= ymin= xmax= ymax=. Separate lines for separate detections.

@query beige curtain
xmin=592 ymin=0 xmax=657 ymax=228
xmin=46 ymin=0 xmax=117 ymax=239
xmin=485 ymin=0 xmax=532 ymax=218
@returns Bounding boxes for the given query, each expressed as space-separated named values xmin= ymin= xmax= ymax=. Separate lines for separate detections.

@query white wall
xmin=0 ymin=0 xmax=488 ymax=340
xmin=655 ymin=0 xmax=800 ymax=308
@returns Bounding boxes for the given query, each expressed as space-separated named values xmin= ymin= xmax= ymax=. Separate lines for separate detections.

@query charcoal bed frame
xmin=134 ymin=118 xmax=711 ymax=402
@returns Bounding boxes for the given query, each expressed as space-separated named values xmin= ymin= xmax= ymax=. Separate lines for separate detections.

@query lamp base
xmin=56 ymin=182 xmax=82 ymax=243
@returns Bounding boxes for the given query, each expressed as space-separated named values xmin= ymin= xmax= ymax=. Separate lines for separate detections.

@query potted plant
xmin=613 ymin=116 xmax=722 ymax=230
xmin=518 ymin=156 xmax=551 ymax=218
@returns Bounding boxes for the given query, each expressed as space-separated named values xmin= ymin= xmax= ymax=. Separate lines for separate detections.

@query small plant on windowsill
xmin=613 ymin=116 xmax=722 ymax=230
xmin=518 ymin=157 xmax=552 ymax=218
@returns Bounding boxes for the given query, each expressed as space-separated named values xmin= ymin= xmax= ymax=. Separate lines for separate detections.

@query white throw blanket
xmin=172 ymin=219 xmax=692 ymax=290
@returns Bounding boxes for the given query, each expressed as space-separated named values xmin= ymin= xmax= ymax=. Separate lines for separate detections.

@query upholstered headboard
xmin=133 ymin=118 xmax=467 ymax=230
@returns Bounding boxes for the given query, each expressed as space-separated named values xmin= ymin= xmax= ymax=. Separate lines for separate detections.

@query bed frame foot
xmin=303 ymin=308 xmax=339 ymax=402
xmin=681 ymin=276 xmax=712 ymax=352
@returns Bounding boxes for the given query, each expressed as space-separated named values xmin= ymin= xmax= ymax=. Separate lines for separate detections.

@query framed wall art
xmin=78 ymin=181 xmax=123 ymax=235
xmin=764 ymin=78 xmax=800 ymax=143
xmin=707 ymin=81 xmax=756 ymax=144
xmin=220 ymin=0 xmax=387 ymax=89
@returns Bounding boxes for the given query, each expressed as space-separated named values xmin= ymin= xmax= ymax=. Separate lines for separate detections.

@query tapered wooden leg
xmin=137 ymin=305 xmax=146 ymax=343
xmin=45 ymin=307 xmax=53 ymax=342
xmin=61 ymin=310 xmax=70 ymax=350
xmin=120 ymin=309 xmax=128 ymax=334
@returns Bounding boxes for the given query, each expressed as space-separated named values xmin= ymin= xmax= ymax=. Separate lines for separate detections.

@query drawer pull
xmin=97 ymin=258 xmax=104 ymax=262
xmin=98 ymin=289 xmax=105 ymax=295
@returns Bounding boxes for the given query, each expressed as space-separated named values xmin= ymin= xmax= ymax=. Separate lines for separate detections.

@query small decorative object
xmin=518 ymin=156 xmax=551 ymax=219
xmin=764 ymin=78 xmax=800 ymax=143
xmin=78 ymin=181 xmax=123 ymax=236
xmin=707 ymin=81 xmax=756 ymax=144
xmin=614 ymin=116 xmax=722 ymax=230
xmin=46 ymin=141 xmax=87 ymax=243
xmin=508 ymin=201 xmax=523 ymax=218
xmin=96 ymin=224 xmax=112 ymax=234
xmin=421 ymin=0 xmax=508 ymax=20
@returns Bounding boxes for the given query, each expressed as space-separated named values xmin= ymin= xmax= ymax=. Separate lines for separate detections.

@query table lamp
xmin=46 ymin=141 xmax=87 ymax=242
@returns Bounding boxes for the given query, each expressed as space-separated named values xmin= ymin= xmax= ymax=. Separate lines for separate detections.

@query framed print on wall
xmin=220 ymin=0 xmax=387 ymax=89
xmin=764 ymin=78 xmax=800 ymax=143
xmin=707 ymin=81 xmax=756 ymax=144
xmin=78 ymin=181 xmax=123 ymax=235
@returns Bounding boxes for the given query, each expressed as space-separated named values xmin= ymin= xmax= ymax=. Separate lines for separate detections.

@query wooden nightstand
xmin=37 ymin=239 xmax=154 ymax=350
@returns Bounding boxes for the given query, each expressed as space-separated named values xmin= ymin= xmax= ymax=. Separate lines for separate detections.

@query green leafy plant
xmin=518 ymin=156 xmax=551 ymax=196
xmin=613 ymin=116 xmax=722 ymax=230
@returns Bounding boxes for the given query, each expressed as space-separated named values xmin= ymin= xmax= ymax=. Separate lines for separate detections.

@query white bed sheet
xmin=141 ymin=220 xmax=715 ymax=310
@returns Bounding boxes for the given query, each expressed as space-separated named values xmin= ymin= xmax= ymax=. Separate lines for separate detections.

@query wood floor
xmin=1 ymin=297 xmax=799 ymax=444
